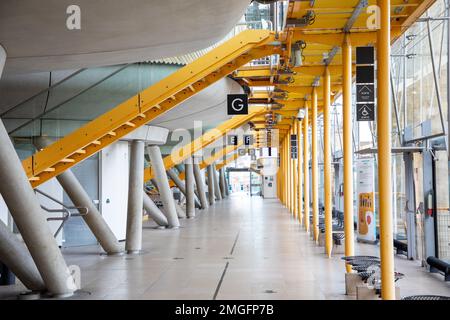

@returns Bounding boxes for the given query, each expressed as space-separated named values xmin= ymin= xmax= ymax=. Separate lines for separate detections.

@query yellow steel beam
xmin=343 ymin=34 xmax=355 ymax=272
xmin=303 ymin=100 xmax=310 ymax=232
xmin=378 ymin=0 xmax=396 ymax=300
xmin=323 ymin=67 xmax=332 ymax=258
xmin=216 ymin=153 xmax=239 ymax=171
xmin=311 ymin=87 xmax=319 ymax=243
xmin=23 ymin=29 xmax=279 ymax=188
xmin=297 ymin=119 xmax=303 ymax=225
xmin=170 ymin=143 xmax=242 ymax=184
xmin=144 ymin=106 xmax=265 ymax=182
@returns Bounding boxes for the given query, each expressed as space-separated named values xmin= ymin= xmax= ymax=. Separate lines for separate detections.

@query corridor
xmin=2 ymin=194 xmax=448 ymax=300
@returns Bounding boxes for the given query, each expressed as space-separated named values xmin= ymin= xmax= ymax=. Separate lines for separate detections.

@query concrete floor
xmin=1 ymin=193 xmax=449 ymax=299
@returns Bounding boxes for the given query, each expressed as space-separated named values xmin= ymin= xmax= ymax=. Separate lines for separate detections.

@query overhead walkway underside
xmin=22 ymin=30 xmax=279 ymax=188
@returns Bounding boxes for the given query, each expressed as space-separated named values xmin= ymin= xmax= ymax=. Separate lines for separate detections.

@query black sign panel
xmin=290 ymin=134 xmax=298 ymax=159
xmin=244 ymin=135 xmax=253 ymax=146
xmin=227 ymin=135 xmax=238 ymax=146
xmin=356 ymin=84 xmax=375 ymax=103
xmin=356 ymin=47 xmax=375 ymax=65
xmin=356 ymin=66 xmax=374 ymax=84
xmin=227 ymin=94 xmax=248 ymax=115
xmin=356 ymin=103 xmax=375 ymax=121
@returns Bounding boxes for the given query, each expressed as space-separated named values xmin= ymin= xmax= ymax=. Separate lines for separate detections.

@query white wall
xmin=100 ymin=141 xmax=129 ymax=241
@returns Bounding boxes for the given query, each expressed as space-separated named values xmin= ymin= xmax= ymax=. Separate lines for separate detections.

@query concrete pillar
xmin=219 ymin=168 xmax=227 ymax=198
xmin=0 ymin=129 xmax=73 ymax=297
xmin=193 ymin=161 xmax=209 ymax=210
xmin=207 ymin=165 xmax=215 ymax=205
xmin=0 ymin=220 xmax=45 ymax=291
xmin=167 ymin=168 xmax=201 ymax=208
xmin=34 ymin=137 xmax=122 ymax=255
xmin=185 ymin=158 xmax=195 ymax=218
xmin=212 ymin=164 xmax=222 ymax=201
xmin=224 ymin=169 xmax=230 ymax=196
xmin=147 ymin=146 xmax=180 ymax=228
xmin=175 ymin=202 xmax=187 ymax=219
xmin=0 ymin=45 xmax=73 ymax=296
xmin=143 ymin=193 xmax=168 ymax=227
xmin=125 ymin=140 xmax=145 ymax=254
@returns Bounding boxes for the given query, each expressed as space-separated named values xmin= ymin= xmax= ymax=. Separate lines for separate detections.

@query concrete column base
xmin=356 ymin=285 xmax=401 ymax=300
xmin=345 ymin=273 xmax=363 ymax=296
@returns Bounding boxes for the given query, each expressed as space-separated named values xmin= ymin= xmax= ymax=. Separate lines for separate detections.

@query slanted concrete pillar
xmin=193 ymin=159 xmax=208 ymax=210
xmin=185 ymin=158 xmax=195 ymax=218
xmin=167 ymin=168 xmax=201 ymax=208
xmin=0 ymin=131 xmax=73 ymax=296
xmin=34 ymin=137 xmax=122 ymax=255
xmin=125 ymin=140 xmax=145 ymax=254
xmin=0 ymin=46 xmax=73 ymax=297
xmin=212 ymin=164 xmax=222 ymax=201
xmin=147 ymin=146 xmax=180 ymax=228
xmin=143 ymin=193 xmax=168 ymax=227
xmin=0 ymin=220 xmax=45 ymax=291
xmin=207 ymin=165 xmax=215 ymax=205
xmin=219 ymin=168 xmax=227 ymax=198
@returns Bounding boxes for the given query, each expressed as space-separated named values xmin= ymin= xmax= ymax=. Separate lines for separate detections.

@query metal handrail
xmin=35 ymin=189 xmax=88 ymax=238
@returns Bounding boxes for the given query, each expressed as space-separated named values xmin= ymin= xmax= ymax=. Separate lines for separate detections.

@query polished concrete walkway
xmin=1 ymin=193 xmax=449 ymax=299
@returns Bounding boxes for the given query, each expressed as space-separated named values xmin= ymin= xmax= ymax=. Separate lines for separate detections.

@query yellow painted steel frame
xmin=378 ymin=0 xmax=396 ymax=300
xmin=216 ymin=153 xmax=239 ymax=171
xmin=323 ymin=67 xmax=332 ymax=258
xmin=343 ymin=34 xmax=355 ymax=272
xmin=311 ymin=87 xmax=319 ymax=243
xmin=293 ymin=121 xmax=298 ymax=219
xmin=169 ymin=143 xmax=242 ymax=185
xmin=144 ymin=107 xmax=265 ymax=182
xmin=297 ymin=119 xmax=303 ymax=225
xmin=23 ymin=30 xmax=279 ymax=188
xmin=303 ymin=102 xmax=310 ymax=232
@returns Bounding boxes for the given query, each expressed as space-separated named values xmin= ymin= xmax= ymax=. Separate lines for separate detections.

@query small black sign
xmin=356 ymin=47 xmax=375 ymax=65
xmin=356 ymin=103 xmax=375 ymax=121
xmin=356 ymin=84 xmax=375 ymax=103
xmin=248 ymin=148 xmax=255 ymax=156
xmin=227 ymin=135 xmax=238 ymax=146
xmin=244 ymin=135 xmax=253 ymax=146
xmin=290 ymin=134 xmax=298 ymax=159
xmin=227 ymin=94 xmax=248 ymax=115
xmin=356 ymin=66 xmax=374 ymax=84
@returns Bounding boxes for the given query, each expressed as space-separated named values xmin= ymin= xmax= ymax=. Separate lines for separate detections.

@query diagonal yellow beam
xmin=144 ymin=107 xmax=265 ymax=182
xmin=23 ymin=29 xmax=278 ymax=188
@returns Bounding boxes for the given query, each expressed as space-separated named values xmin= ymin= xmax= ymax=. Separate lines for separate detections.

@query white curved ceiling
xmin=0 ymin=0 xmax=249 ymax=74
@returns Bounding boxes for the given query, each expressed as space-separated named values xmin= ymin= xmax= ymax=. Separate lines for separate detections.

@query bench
xmin=427 ymin=256 xmax=450 ymax=281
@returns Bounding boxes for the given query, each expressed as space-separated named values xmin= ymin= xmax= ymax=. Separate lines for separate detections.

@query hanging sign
xmin=244 ymin=135 xmax=253 ymax=146
xmin=290 ymin=134 xmax=297 ymax=159
xmin=227 ymin=135 xmax=238 ymax=146
xmin=356 ymin=46 xmax=376 ymax=122
xmin=227 ymin=94 xmax=248 ymax=115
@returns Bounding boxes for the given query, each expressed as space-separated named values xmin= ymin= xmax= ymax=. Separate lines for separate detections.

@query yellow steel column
xmin=284 ymin=138 xmax=288 ymax=206
xmin=323 ymin=67 xmax=332 ymax=257
xmin=293 ymin=123 xmax=298 ymax=219
xmin=289 ymin=126 xmax=292 ymax=213
xmin=297 ymin=120 xmax=303 ymax=225
xmin=303 ymin=104 xmax=310 ymax=232
xmin=378 ymin=0 xmax=395 ymax=300
xmin=343 ymin=34 xmax=355 ymax=271
xmin=311 ymin=88 xmax=319 ymax=242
